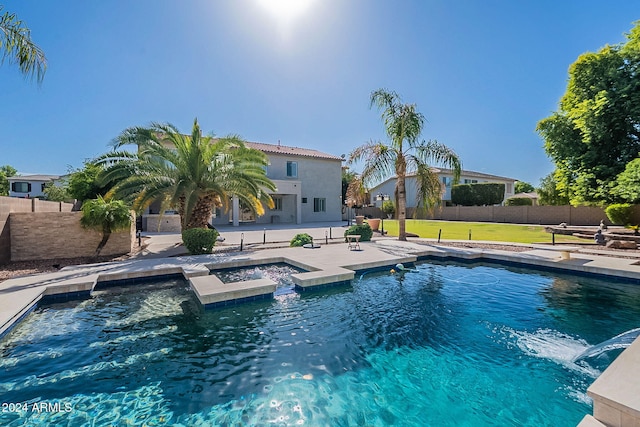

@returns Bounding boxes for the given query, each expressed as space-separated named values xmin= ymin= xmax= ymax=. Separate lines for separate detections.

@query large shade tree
xmin=67 ymin=160 xmax=112 ymax=203
xmin=97 ymin=118 xmax=276 ymax=230
xmin=1 ymin=6 xmax=46 ymax=83
xmin=349 ymin=89 xmax=462 ymax=241
xmin=537 ymin=172 xmax=570 ymax=206
xmin=612 ymin=157 xmax=640 ymax=203
xmin=0 ymin=164 xmax=17 ymax=196
xmin=537 ymin=21 xmax=640 ymax=206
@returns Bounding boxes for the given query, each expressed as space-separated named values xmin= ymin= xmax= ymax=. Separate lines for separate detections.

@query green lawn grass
xmin=377 ymin=219 xmax=586 ymax=244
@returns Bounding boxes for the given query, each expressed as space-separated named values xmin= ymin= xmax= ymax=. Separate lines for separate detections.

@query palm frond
xmin=100 ymin=118 xmax=277 ymax=229
xmin=415 ymin=140 xmax=462 ymax=182
xmin=413 ymin=162 xmax=445 ymax=215
xmin=0 ymin=7 xmax=47 ymax=83
xmin=348 ymin=140 xmax=397 ymax=186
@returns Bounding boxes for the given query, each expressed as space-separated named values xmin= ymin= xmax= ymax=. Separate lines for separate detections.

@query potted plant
xmin=366 ymin=217 xmax=381 ymax=231
xmin=382 ymin=200 xmax=395 ymax=219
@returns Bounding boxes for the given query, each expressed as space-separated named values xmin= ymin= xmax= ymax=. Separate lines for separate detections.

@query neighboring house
xmin=368 ymin=168 xmax=517 ymax=207
xmin=147 ymin=141 xmax=343 ymax=228
xmin=8 ymin=174 xmax=61 ymax=198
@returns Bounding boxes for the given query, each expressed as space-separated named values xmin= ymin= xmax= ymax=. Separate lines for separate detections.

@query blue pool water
xmin=1 ymin=261 xmax=640 ymax=426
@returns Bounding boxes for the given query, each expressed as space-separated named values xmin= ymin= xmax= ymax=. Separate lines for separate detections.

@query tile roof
xmin=512 ymin=192 xmax=539 ymax=198
xmin=245 ymin=141 xmax=343 ymax=161
xmin=371 ymin=168 xmax=517 ymax=189
xmin=424 ymin=168 xmax=517 ymax=182
xmin=8 ymin=174 xmax=61 ymax=181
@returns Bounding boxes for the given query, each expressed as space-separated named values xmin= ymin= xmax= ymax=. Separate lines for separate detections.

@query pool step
xmin=189 ymin=275 xmax=277 ymax=308
xmin=576 ymin=415 xmax=606 ymax=427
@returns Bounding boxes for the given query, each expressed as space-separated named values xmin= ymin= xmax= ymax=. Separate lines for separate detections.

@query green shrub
xmin=451 ymin=183 xmax=505 ymax=206
xmin=182 ymin=227 xmax=219 ymax=255
xmin=505 ymin=197 xmax=533 ymax=206
xmin=344 ymin=224 xmax=373 ymax=242
xmin=290 ymin=233 xmax=313 ymax=247
xmin=381 ymin=200 xmax=395 ymax=217
xmin=605 ymin=203 xmax=634 ymax=226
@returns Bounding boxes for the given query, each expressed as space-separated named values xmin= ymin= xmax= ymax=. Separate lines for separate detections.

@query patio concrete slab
xmin=588 ymin=336 xmax=640 ymax=427
xmin=190 ymin=275 xmax=277 ymax=307
xmin=577 ymin=415 xmax=607 ymax=427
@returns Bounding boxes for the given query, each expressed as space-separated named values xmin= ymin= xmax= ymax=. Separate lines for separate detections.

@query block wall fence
xmin=9 ymin=212 xmax=134 ymax=262
xmin=1 ymin=196 xmax=132 ymax=263
xmin=359 ymin=205 xmax=640 ymax=226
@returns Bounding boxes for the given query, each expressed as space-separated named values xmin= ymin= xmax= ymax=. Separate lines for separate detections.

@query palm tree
xmin=1 ymin=6 xmax=47 ymax=83
xmin=80 ymin=196 xmax=132 ymax=257
xmin=97 ymin=118 xmax=276 ymax=230
xmin=349 ymin=89 xmax=462 ymax=241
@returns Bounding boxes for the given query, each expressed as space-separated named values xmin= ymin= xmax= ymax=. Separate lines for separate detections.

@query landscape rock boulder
xmin=606 ymin=240 xmax=637 ymax=249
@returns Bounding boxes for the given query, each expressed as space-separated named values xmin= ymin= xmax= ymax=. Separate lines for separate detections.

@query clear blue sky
xmin=2 ymin=0 xmax=638 ymax=186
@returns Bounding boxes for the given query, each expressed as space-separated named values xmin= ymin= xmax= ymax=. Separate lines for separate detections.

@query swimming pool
xmin=1 ymin=261 xmax=639 ymax=426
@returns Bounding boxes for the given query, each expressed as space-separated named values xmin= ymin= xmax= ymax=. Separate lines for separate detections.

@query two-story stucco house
xmin=8 ymin=174 xmax=61 ymax=198
xmin=212 ymin=141 xmax=343 ymax=226
xmin=145 ymin=141 xmax=343 ymax=230
xmin=368 ymin=168 xmax=517 ymax=207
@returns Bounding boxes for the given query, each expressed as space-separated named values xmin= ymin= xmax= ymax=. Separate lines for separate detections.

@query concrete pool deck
xmin=1 ymin=232 xmax=640 ymax=426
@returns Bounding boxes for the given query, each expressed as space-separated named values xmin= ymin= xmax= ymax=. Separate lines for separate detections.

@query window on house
xmin=11 ymin=182 xmax=31 ymax=193
xmin=464 ymin=179 xmax=478 ymax=184
xmin=301 ymin=197 xmax=307 ymax=204
xmin=286 ymin=161 xmax=298 ymax=178
xmin=442 ymin=177 xmax=452 ymax=187
xmin=272 ymin=197 xmax=283 ymax=211
xmin=313 ymin=198 xmax=326 ymax=212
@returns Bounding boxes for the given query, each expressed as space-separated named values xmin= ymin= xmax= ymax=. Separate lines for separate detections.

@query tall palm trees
xmin=349 ymin=89 xmax=462 ymax=241
xmin=98 ymin=118 xmax=276 ymax=230
xmin=1 ymin=6 xmax=47 ymax=83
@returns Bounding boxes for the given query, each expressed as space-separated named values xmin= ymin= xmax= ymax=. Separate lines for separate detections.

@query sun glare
xmin=256 ymin=0 xmax=315 ymax=26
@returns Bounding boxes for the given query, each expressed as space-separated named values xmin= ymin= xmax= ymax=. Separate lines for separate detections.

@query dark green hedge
xmin=451 ymin=183 xmax=505 ymax=206
xmin=605 ymin=203 xmax=634 ymax=226
xmin=505 ymin=197 xmax=533 ymax=206
xmin=182 ymin=228 xmax=219 ymax=255
xmin=344 ymin=224 xmax=373 ymax=242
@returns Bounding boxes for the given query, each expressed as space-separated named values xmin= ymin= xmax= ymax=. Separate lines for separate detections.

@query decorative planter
xmin=367 ymin=218 xmax=381 ymax=231
xmin=355 ymin=216 xmax=365 ymax=225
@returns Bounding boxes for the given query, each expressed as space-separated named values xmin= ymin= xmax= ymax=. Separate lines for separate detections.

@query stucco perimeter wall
xmin=0 ymin=196 xmax=74 ymax=264
xmin=398 ymin=205 xmax=640 ymax=226
xmin=10 ymin=212 xmax=134 ymax=261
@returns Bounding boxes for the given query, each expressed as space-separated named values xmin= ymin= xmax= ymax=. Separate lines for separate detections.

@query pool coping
xmin=1 ymin=240 xmax=640 ymax=426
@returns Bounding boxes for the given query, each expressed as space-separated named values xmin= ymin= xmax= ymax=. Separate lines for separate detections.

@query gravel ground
xmin=0 ymin=239 xmax=149 ymax=283
xmin=427 ymin=241 xmax=533 ymax=252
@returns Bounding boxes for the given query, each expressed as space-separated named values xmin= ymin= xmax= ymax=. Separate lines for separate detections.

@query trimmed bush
xmin=451 ymin=183 xmax=505 ymax=206
xmin=605 ymin=203 xmax=634 ymax=226
xmin=344 ymin=224 xmax=373 ymax=242
xmin=182 ymin=227 xmax=219 ymax=255
xmin=290 ymin=233 xmax=313 ymax=247
xmin=381 ymin=200 xmax=395 ymax=217
xmin=505 ymin=197 xmax=533 ymax=206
